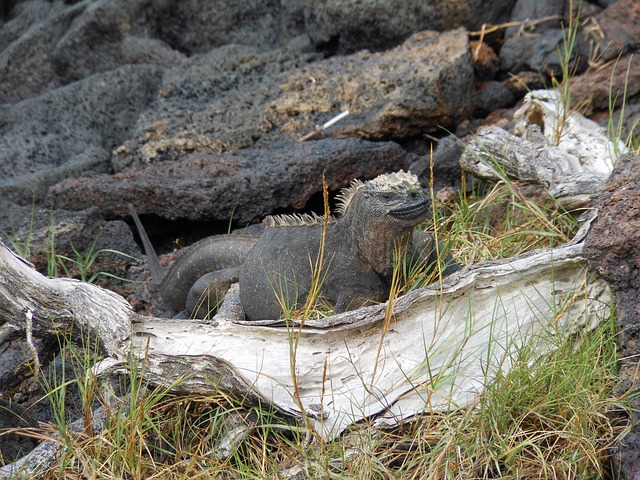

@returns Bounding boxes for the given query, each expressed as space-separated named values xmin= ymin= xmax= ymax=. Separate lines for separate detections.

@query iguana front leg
xmin=333 ymin=272 xmax=387 ymax=313
xmin=410 ymin=231 xmax=460 ymax=276
xmin=186 ymin=268 xmax=240 ymax=319
xmin=334 ymin=293 xmax=378 ymax=313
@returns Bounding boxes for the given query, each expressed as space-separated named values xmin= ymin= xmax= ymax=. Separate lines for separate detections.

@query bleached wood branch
xmin=105 ymin=242 xmax=610 ymax=439
xmin=0 ymin=247 xmax=130 ymax=358
xmin=0 ymin=230 xmax=610 ymax=442
xmin=460 ymin=89 xmax=624 ymax=210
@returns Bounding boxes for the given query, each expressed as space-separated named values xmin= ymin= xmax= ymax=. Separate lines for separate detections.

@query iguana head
xmin=336 ymin=170 xmax=430 ymax=228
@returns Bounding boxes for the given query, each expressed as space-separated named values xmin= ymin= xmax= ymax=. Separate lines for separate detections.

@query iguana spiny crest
xmin=334 ymin=170 xmax=426 ymax=216
xmin=263 ymin=170 xmax=428 ymax=229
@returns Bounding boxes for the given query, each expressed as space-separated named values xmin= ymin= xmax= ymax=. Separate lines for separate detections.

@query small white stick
xmin=25 ymin=307 xmax=40 ymax=372
xmin=321 ymin=110 xmax=350 ymax=130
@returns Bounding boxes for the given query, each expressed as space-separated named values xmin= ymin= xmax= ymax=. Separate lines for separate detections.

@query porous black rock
xmin=584 ymin=154 xmax=640 ymax=480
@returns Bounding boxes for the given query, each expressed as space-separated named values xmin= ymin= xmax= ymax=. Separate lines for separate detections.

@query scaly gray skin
xmin=155 ymin=234 xmax=259 ymax=315
xmin=128 ymin=204 xmax=259 ymax=317
xmin=239 ymin=171 xmax=459 ymax=321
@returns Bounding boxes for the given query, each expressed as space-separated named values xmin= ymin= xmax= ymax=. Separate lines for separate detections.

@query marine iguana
xmin=129 ymin=170 xmax=458 ymax=320
xmin=239 ymin=170 xmax=458 ymax=320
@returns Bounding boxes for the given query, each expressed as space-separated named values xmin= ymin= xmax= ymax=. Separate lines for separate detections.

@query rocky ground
xmin=0 ymin=0 xmax=639 ymax=474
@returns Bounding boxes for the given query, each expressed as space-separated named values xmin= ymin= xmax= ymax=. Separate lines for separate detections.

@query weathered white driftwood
xmin=460 ymin=89 xmax=625 ymax=210
xmin=123 ymin=241 xmax=611 ymax=439
xmin=0 ymin=248 xmax=130 ymax=358
xmin=0 ymin=227 xmax=610 ymax=442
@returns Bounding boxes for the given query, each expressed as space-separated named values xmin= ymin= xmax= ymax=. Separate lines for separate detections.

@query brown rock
xmin=584 ymin=0 xmax=640 ymax=63
xmin=584 ymin=154 xmax=640 ymax=480
xmin=470 ymin=40 xmax=499 ymax=81
xmin=584 ymin=153 xmax=640 ymax=294
xmin=571 ymin=53 xmax=640 ymax=115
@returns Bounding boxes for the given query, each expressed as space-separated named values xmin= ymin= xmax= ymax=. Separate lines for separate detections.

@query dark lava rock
xmin=0 ymin=1 xmax=175 ymax=103
xmin=579 ymin=0 xmax=640 ymax=64
xmin=0 ymin=396 xmax=39 ymax=463
xmin=304 ymin=0 xmax=516 ymax=54
xmin=0 ymin=204 xmax=141 ymax=287
xmin=498 ymin=0 xmax=566 ymax=75
xmin=584 ymin=154 xmax=640 ymax=356
xmin=0 ymin=336 xmax=55 ymax=394
xmin=142 ymin=0 xmax=306 ymax=56
xmin=47 ymin=138 xmax=415 ymax=224
xmin=474 ymin=81 xmax=518 ymax=117
xmin=1 ymin=22 xmax=474 ymax=217
xmin=0 ymin=0 xmax=306 ymax=103
xmin=499 ymin=0 xmax=640 ymax=78
xmin=0 ymin=65 xmax=163 ymax=205
xmin=593 ymin=0 xmax=619 ymax=7
xmin=583 ymin=154 xmax=640 ymax=480
xmin=499 ymin=29 xmax=568 ymax=75
xmin=504 ymin=0 xmax=565 ymax=39
xmin=112 ymin=28 xmax=475 ymax=170
xmin=409 ymin=135 xmax=465 ymax=191
xmin=0 ymin=0 xmax=308 ymax=209
xmin=108 ymin=42 xmax=322 ymax=171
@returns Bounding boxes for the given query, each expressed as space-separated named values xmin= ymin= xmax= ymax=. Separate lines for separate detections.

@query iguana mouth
xmin=389 ymin=198 xmax=430 ymax=220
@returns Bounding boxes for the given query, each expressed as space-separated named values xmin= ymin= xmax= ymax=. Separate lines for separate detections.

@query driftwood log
xmin=0 ymin=225 xmax=612 ymax=477
xmin=0 ymin=220 xmax=610 ymax=440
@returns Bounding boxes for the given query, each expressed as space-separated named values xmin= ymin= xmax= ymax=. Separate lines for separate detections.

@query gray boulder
xmin=47 ymin=138 xmax=416 ymax=223
xmin=0 ymin=65 xmax=163 ymax=205
xmin=304 ymin=0 xmax=516 ymax=53
xmin=112 ymin=28 xmax=475 ymax=170
xmin=0 ymin=0 xmax=306 ymax=103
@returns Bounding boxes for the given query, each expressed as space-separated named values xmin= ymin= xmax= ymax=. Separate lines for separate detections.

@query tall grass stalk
xmin=287 ymin=175 xmax=332 ymax=444
xmin=549 ymin=0 xmax=583 ymax=145
xmin=607 ymin=54 xmax=640 ymax=156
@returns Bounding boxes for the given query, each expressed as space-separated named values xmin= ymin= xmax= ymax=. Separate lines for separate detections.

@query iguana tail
xmin=128 ymin=203 xmax=164 ymax=284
